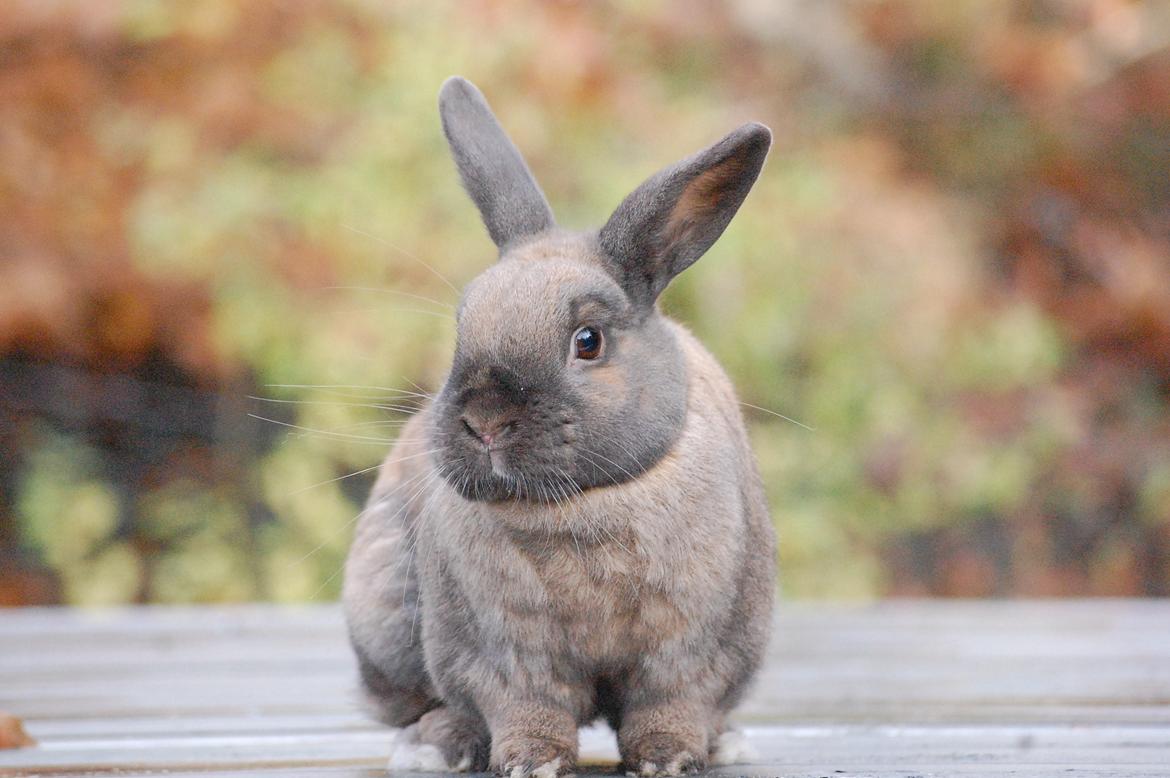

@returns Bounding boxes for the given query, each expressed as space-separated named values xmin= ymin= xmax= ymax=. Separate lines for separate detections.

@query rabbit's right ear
xmin=439 ymin=77 xmax=555 ymax=251
xmin=599 ymin=123 xmax=771 ymax=307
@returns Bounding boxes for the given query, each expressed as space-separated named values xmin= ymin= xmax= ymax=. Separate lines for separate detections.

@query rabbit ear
xmin=439 ymin=77 xmax=555 ymax=250
xmin=599 ymin=123 xmax=771 ymax=306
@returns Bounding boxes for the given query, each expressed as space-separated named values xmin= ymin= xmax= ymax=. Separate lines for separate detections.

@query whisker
xmin=402 ymin=377 xmax=436 ymax=399
xmin=317 ymin=462 xmax=437 ymax=600
xmin=608 ymin=438 xmax=648 ymax=475
xmin=555 ymin=465 xmax=631 ymax=555
xmin=314 ymin=420 xmax=415 ymax=433
xmin=265 ymin=383 xmax=433 ymax=401
xmin=288 ymin=462 xmax=385 ymax=496
xmin=308 ymin=561 xmax=346 ymax=601
xmin=290 ymin=467 xmax=434 ymax=567
xmin=389 ymin=474 xmax=442 ymax=584
xmin=289 ymin=448 xmax=440 ymax=496
xmin=341 ymin=223 xmax=461 ymax=296
xmin=739 ymin=401 xmax=815 ymax=431
xmin=575 ymin=449 xmax=621 ymax=489
xmin=317 ymin=472 xmax=435 ymax=599
xmin=403 ymin=468 xmax=450 ymax=612
xmin=578 ymin=446 xmax=638 ymax=483
xmin=331 ymin=305 xmax=455 ymax=321
xmin=322 ymin=286 xmax=456 ymax=310
xmin=248 ymin=413 xmax=399 ymax=445
xmin=249 ymin=395 xmax=422 ymax=414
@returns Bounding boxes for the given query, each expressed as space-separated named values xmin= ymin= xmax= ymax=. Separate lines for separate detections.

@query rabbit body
xmin=343 ymin=77 xmax=776 ymax=777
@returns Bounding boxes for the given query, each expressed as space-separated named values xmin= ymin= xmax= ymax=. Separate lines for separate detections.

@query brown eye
xmin=573 ymin=326 xmax=603 ymax=360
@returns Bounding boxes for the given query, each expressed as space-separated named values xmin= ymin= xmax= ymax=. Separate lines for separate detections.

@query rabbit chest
xmin=424 ymin=431 xmax=746 ymax=669
xmin=510 ymin=526 xmax=685 ymax=662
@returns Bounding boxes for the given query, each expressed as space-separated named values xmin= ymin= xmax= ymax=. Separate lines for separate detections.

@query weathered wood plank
xmin=3 ymin=724 xmax=1170 ymax=775
xmin=1 ymin=601 xmax=1168 ymax=776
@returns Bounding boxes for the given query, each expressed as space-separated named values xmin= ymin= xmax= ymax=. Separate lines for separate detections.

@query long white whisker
xmin=608 ymin=438 xmax=648 ymax=475
xmin=335 ymin=304 xmax=455 ymax=321
xmin=291 ymin=467 xmax=434 ymax=567
xmin=248 ymin=413 xmax=399 ymax=444
xmin=322 ymin=285 xmax=456 ymax=310
xmin=288 ymin=462 xmax=385 ymax=496
xmin=249 ymin=395 xmax=422 ymax=414
xmin=739 ymin=401 xmax=814 ymax=431
xmin=576 ymin=449 xmax=621 ymax=489
xmin=265 ymin=383 xmax=434 ymax=401
xmin=380 ymin=460 xmax=459 ymax=595
xmin=555 ymin=465 xmax=629 ymax=554
xmin=308 ymin=562 xmax=346 ymax=601
xmin=402 ymin=377 xmax=437 ymax=399
xmin=341 ymin=223 xmax=461 ymax=296
xmin=315 ymin=420 xmax=415 ymax=434
xmin=289 ymin=449 xmax=441 ymax=496
xmin=578 ymin=446 xmax=638 ymax=483
xmin=405 ymin=470 xmax=447 ymax=648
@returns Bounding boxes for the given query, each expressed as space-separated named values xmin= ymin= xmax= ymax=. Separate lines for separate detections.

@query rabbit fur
xmin=343 ymin=76 xmax=776 ymax=777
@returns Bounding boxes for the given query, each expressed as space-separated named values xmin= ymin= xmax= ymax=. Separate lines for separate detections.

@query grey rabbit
xmin=343 ymin=76 xmax=776 ymax=777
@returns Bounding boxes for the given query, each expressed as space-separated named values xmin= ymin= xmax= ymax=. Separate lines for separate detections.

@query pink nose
xmin=462 ymin=416 xmax=510 ymax=447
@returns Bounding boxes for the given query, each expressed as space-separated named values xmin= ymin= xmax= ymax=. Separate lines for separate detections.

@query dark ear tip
xmin=737 ymin=122 xmax=773 ymax=153
xmin=438 ymin=76 xmax=483 ymax=109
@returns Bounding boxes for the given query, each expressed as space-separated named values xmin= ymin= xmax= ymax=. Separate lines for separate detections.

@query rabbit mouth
xmin=460 ymin=422 xmax=525 ymax=485
xmin=441 ymin=451 xmax=584 ymax=504
xmin=487 ymin=448 xmax=509 ymax=478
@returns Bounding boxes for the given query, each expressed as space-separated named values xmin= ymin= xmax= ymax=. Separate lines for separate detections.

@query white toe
xmin=529 ymin=757 xmax=562 ymax=778
xmin=710 ymin=730 xmax=758 ymax=766
xmin=387 ymin=724 xmax=467 ymax=773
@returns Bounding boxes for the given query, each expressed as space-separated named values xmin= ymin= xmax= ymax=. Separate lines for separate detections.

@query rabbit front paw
xmin=621 ymin=732 xmax=706 ymax=777
xmin=493 ymin=735 xmax=575 ymax=778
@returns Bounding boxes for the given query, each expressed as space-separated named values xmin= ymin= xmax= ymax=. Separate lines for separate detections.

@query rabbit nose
xmin=461 ymin=414 xmax=514 ymax=447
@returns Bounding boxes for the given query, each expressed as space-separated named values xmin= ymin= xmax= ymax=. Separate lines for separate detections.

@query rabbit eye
xmin=573 ymin=326 xmax=603 ymax=360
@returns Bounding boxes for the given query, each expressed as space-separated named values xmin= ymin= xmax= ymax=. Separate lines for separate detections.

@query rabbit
xmin=343 ymin=76 xmax=776 ymax=778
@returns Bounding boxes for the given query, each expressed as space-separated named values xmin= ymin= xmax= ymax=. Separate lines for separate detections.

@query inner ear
xmin=663 ymin=155 xmax=753 ymax=256
xmin=598 ymin=123 xmax=771 ymax=307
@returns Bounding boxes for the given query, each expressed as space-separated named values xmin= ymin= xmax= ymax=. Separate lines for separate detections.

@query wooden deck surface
xmin=1 ymin=600 xmax=1168 ymax=777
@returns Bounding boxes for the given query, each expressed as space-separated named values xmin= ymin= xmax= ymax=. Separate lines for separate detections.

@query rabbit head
xmin=431 ymin=77 xmax=770 ymax=502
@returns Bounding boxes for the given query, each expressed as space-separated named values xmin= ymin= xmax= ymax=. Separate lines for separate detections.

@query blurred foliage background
xmin=1 ymin=0 xmax=1169 ymax=605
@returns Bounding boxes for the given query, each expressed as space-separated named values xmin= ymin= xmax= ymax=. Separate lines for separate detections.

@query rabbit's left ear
xmin=439 ymin=76 xmax=555 ymax=250
xmin=599 ymin=123 xmax=771 ymax=306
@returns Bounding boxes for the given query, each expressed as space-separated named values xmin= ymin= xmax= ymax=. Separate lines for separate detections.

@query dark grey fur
xmin=600 ymin=122 xmax=771 ymax=306
xmin=439 ymin=78 xmax=555 ymax=250
xmin=343 ymin=76 xmax=776 ymax=778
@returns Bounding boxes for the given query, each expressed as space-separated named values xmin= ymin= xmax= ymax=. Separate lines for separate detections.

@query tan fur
xmin=347 ymin=318 xmax=773 ymax=769
xmin=344 ymin=77 xmax=775 ymax=778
